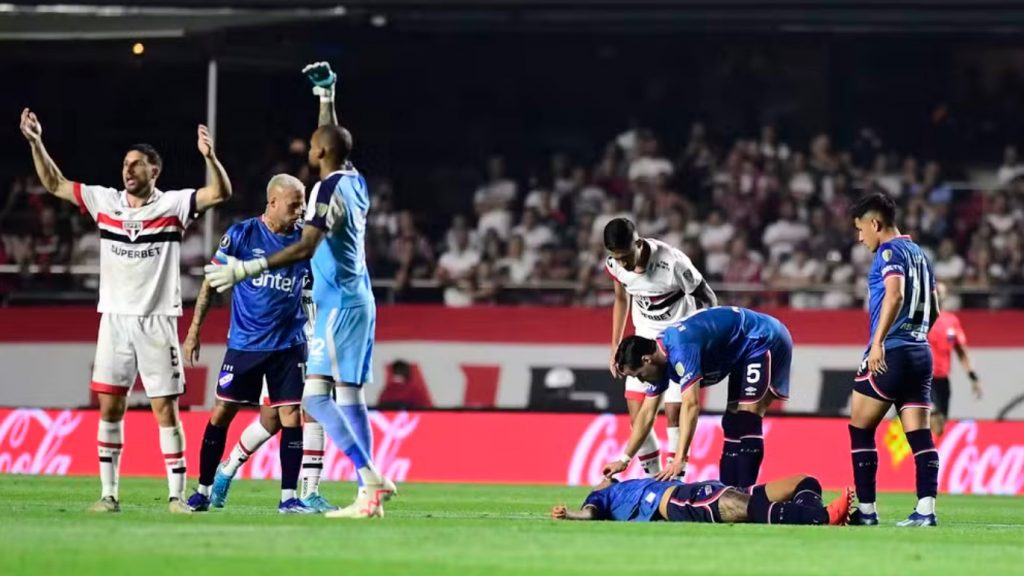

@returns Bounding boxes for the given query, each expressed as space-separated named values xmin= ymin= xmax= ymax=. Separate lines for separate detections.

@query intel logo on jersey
xmin=252 ymin=271 xmax=296 ymax=292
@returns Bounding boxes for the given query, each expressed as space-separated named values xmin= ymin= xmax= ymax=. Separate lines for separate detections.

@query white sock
xmin=916 ymin=496 xmax=936 ymax=515
xmin=197 ymin=484 xmax=211 ymax=497
xmin=300 ymin=420 xmax=325 ymax=499
xmin=97 ymin=420 xmax=123 ymax=500
xmin=858 ymin=502 xmax=877 ymax=515
xmin=281 ymin=489 xmax=297 ymax=502
xmin=637 ymin=430 xmax=662 ymax=477
xmin=159 ymin=425 xmax=186 ymax=500
xmin=356 ymin=464 xmax=383 ymax=487
xmin=666 ymin=426 xmax=680 ymax=465
xmin=223 ymin=421 xmax=273 ymax=476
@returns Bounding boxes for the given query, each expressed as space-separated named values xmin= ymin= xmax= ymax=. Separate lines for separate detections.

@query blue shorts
xmin=854 ymin=344 xmax=933 ymax=411
xmin=307 ymin=304 xmax=375 ymax=385
xmin=727 ymin=328 xmax=793 ymax=405
xmin=217 ymin=344 xmax=306 ymax=406
xmin=663 ymin=481 xmax=731 ymax=523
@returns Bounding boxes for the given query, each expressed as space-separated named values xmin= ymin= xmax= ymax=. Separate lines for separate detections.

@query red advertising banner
xmin=2 ymin=408 xmax=1022 ymax=494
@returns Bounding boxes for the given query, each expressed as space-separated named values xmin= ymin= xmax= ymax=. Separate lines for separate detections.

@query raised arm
xmin=19 ymin=109 xmax=76 ymax=203
xmin=303 ymin=62 xmax=339 ymax=127
xmin=194 ymin=124 xmax=233 ymax=212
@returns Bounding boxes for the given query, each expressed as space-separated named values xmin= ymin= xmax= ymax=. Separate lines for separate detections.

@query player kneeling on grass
xmin=552 ymin=476 xmax=852 ymax=526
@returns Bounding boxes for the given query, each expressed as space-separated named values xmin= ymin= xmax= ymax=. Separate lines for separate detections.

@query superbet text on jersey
xmin=605 ymin=238 xmax=704 ymax=339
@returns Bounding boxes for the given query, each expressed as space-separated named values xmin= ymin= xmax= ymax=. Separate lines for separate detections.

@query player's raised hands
xmin=302 ymin=61 xmax=337 ymax=88
xmin=550 ymin=504 xmax=568 ymax=520
xmin=19 ymin=108 xmax=42 ymax=143
xmin=197 ymin=124 xmax=215 ymax=158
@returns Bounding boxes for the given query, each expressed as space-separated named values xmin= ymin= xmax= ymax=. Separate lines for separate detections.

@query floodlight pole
xmin=203 ymin=58 xmax=218 ymax=255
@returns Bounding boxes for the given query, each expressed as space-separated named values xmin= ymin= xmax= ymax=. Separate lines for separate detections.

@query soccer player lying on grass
xmin=551 ymin=476 xmax=853 ymax=526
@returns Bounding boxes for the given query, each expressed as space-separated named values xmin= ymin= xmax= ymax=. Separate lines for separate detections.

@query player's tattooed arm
xmin=318 ymin=99 xmax=338 ymax=128
xmin=690 ymin=279 xmax=718 ymax=309
xmin=19 ymin=109 xmax=75 ymax=203
xmin=184 ymin=278 xmax=227 ymax=366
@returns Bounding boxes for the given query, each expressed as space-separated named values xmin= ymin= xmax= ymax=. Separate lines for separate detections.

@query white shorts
xmin=90 ymin=314 xmax=185 ymax=398
xmin=624 ymin=376 xmax=682 ymax=403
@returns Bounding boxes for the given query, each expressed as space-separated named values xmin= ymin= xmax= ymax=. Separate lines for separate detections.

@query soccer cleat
xmin=88 ymin=496 xmax=121 ymax=513
xmin=896 ymin=511 xmax=938 ymax=527
xmin=302 ymin=493 xmax=339 ymax=513
xmin=210 ymin=464 xmax=234 ymax=508
xmin=168 ymin=497 xmax=193 ymax=514
xmin=849 ymin=508 xmax=879 ymax=526
xmin=186 ymin=491 xmax=211 ymax=512
xmin=324 ymin=478 xmax=397 ymax=519
xmin=826 ymin=487 xmax=854 ymax=526
xmin=278 ymin=498 xmax=317 ymax=514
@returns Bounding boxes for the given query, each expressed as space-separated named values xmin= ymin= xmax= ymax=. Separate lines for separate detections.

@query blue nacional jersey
xmin=213 ymin=217 xmax=310 ymax=351
xmin=646 ymin=307 xmax=785 ymax=396
xmin=304 ymin=168 xmax=374 ymax=308
xmin=866 ymin=235 xmax=935 ymax=350
xmin=583 ymin=478 xmax=680 ymax=522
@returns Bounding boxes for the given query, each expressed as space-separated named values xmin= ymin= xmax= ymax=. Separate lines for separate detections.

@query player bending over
xmin=927 ymin=282 xmax=983 ymax=437
xmin=20 ymin=109 xmax=231 ymax=513
xmin=848 ymin=192 xmax=940 ymax=527
xmin=604 ymin=307 xmax=792 ymax=488
xmin=205 ymin=62 xmax=395 ymax=518
xmin=604 ymin=218 xmax=717 ymax=477
xmin=552 ymin=475 xmax=852 ymax=526
xmin=184 ymin=174 xmax=327 ymax=514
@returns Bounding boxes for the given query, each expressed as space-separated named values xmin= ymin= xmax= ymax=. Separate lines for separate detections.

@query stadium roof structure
xmin=5 ymin=0 xmax=1024 ymax=40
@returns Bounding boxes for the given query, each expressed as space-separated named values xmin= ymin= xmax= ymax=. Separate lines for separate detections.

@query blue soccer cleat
xmin=849 ymin=509 xmax=879 ymax=526
xmin=210 ymin=464 xmax=234 ymax=508
xmin=279 ymin=498 xmax=317 ymax=515
xmin=186 ymin=491 xmax=211 ymax=512
xmin=301 ymin=493 xmax=339 ymax=513
xmin=897 ymin=511 xmax=938 ymax=527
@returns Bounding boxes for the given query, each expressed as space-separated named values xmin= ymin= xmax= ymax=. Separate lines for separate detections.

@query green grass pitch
xmin=1 ymin=476 xmax=1022 ymax=576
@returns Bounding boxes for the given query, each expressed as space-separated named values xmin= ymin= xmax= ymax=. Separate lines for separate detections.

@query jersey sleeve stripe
xmin=72 ymin=182 xmax=88 ymax=214
xmin=882 ymin=270 xmax=905 ymax=279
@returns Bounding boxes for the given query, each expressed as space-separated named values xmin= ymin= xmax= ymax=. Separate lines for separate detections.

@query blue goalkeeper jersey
xmin=582 ymin=479 xmax=681 ymax=522
xmin=646 ymin=306 xmax=787 ymax=396
xmin=213 ymin=217 xmax=310 ymax=351
xmin=304 ymin=167 xmax=374 ymax=309
xmin=865 ymin=235 xmax=935 ymax=351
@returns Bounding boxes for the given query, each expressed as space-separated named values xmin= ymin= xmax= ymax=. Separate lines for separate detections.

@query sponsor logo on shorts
xmin=218 ymin=373 xmax=234 ymax=387
xmin=744 ymin=386 xmax=757 ymax=395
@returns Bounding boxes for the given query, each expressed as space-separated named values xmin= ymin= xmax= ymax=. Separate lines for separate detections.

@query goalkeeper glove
xmin=203 ymin=256 xmax=268 ymax=293
xmin=302 ymin=61 xmax=337 ymax=103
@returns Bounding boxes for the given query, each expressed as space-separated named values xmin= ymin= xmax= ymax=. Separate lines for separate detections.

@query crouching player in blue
xmin=205 ymin=61 xmax=395 ymax=518
xmin=551 ymin=475 xmax=852 ymax=525
xmin=849 ymin=192 xmax=940 ymax=527
xmin=185 ymin=174 xmax=317 ymax=514
xmin=603 ymin=307 xmax=792 ymax=488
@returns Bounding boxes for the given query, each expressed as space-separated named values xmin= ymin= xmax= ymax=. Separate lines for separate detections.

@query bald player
xmin=205 ymin=61 xmax=396 ymax=519
xmin=185 ymin=173 xmax=315 ymax=513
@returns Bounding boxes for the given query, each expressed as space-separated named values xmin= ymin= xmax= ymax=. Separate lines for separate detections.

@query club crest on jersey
xmin=219 ymin=234 xmax=231 ymax=249
xmin=316 ymin=203 xmax=329 ymax=218
xmin=122 ymin=220 xmax=143 ymax=241
xmin=882 ymin=249 xmax=893 ymax=262
xmin=674 ymin=362 xmax=686 ymax=377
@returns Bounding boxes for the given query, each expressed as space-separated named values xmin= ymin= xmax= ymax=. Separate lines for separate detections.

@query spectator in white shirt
xmin=698 ymin=209 xmax=735 ymax=279
xmin=933 ymin=238 xmax=966 ymax=282
xmin=474 ymin=155 xmax=518 ymax=239
xmin=762 ymin=200 xmax=811 ymax=264
xmin=496 ymin=234 xmax=535 ymax=285
xmin=436 ymin=227 xmax=481 ymax=307
xmin=628 ymin=130 xmax=674 ymax=182
xmin=511 ymin=207 xmax=556 ymax=254
xmin=773 ymin=246 xmax=822 ymax=309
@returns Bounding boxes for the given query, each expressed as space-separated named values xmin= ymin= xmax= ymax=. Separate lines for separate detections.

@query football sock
xmin=280 ymin=426 xmax=303 ymax=499
xmin=734 ymin=411 xmax=764 ymax=488
xmin=337 ymin=386 xmax=373 ymax=487
xmin=793 ymin=476 xmax=824 ymax=508
xmin=303 ymin=393 xmax=382 ymax=485
xmin=223 ymin=421 xmax=273 ymax=476
xmin=906 ymin=428 xmax=939 ymax=515
xmin=747 ymin=485 xmax=828 ymax=525
xmin=719 ymin=412 xmax=741 ymax=486
xmin=300 ymin=420 xmax=325 ymax=499
xmin=199 ymin=422 xmax=228 ymax=488
xmin=159 ymin=424 xmax=186 ymax=500
xmin=665 ymin=426 xmax=680 ymax=467
xmin=849 ymin=424 xmax=878 ymax=513
xmin=637 ymin=429 xmax=661 ymax=477
xmin=97 ymin=419 xmax=123 ymax=500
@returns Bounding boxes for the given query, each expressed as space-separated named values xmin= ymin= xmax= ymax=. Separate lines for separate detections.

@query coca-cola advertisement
xmin=1 ymin=407 xmax=1022 ymax=494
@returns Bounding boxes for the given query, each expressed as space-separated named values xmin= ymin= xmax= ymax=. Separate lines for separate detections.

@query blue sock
xmin=302 ymin=394 xmax=370 ymax=470
xmin=849 ymin=425 xmax=878 ymax=505
xmin=337 ymin=386 xmax=373 ymax=487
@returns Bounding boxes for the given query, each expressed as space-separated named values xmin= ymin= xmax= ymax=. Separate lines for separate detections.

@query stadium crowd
xmin=3 ymin=124 xmax=1024 ymax=309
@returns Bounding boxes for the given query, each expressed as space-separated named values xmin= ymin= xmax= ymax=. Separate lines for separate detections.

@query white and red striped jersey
xmin=73 ymin=182 xmax=198 ymax=316
xmin=606 ymin=238 xmax=705 ymax=339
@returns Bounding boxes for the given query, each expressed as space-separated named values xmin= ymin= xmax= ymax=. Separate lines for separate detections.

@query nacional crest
xmin=122 ymin=220 xmax=143 ymax=241
xmin=882 ymin=249 xmax=892 ymax=262
xmin=316 ymin=202 xmax=329 ymax=218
